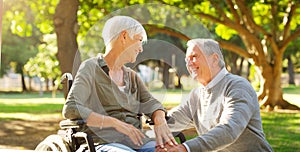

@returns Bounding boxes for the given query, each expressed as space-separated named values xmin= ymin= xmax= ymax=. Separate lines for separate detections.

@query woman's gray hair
xmin=187 ymin=39 xmax=225 ymax=68
xmin=102 ymin=16 xmax=147 ymax=52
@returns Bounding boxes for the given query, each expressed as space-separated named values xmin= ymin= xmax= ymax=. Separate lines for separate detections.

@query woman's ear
xmin=120 ymin=30 xmax=127 ymax=43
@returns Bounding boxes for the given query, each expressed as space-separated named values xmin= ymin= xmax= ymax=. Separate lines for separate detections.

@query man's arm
xmin=184 ymin=82 xmax=256 ymax=151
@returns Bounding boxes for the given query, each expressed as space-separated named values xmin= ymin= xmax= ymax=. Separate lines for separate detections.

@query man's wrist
xmin=182 ymin=143 xmax=190 ymax=152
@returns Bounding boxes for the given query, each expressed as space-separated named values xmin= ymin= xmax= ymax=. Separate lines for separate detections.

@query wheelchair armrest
xmin=59 ymin=119 xmax=86 ymax=129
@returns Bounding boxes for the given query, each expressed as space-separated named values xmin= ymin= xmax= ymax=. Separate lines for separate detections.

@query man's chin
xmin=190 ymin=73 xmax=198 ymax=80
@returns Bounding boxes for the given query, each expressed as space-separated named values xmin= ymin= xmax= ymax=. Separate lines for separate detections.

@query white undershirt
xmin=118 ymin=85 xmax=126 ymax=92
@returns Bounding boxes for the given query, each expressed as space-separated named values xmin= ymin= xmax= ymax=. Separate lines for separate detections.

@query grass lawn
xmin=0 ymin=86 xmax=299 ymax=151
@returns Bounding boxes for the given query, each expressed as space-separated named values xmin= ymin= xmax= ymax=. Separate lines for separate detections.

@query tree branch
xmin=235 ymin=0 xmax=269 ymax=36
xmin=282 ymin=2 xmax=298 ymax=41
xmin=145 ymin=24 xmax=190 ymax=41
xmin=281 ymin=27 xmax=300 ymax=52
xmin=218 ymin=40 xmax=251 ymax=59
xmin=210 ymin=1 xmax=231 ymax=22
xmin=226 ymin=0 xmax=241 ymax=24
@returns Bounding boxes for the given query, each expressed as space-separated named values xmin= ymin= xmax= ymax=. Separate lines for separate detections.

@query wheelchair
xmin=35 ymin=73 xmax=186 ymax=152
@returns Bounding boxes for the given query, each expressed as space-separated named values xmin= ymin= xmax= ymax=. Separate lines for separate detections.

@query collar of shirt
xmin=199 ymin=67 xmax=228 ymax=91
xmin=97 ymin=53 xmax=106 ymax=66
xmin=97 ymin=53 xmax=130 ymax=93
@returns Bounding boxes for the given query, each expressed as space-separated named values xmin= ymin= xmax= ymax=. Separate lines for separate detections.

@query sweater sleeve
xmin=167 ymin=90 xmax=196 ymax=132
xmin=132 ymin=70 xmax=166 ymax=117
xmin=62 ymin=60 xmax=95 ymax=120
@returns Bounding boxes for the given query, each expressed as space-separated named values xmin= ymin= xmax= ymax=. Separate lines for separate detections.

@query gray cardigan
xmin=168 ymin=68 xmax=273 ymax=152
xmin=62 ymin=55 xmax=165 ymax=149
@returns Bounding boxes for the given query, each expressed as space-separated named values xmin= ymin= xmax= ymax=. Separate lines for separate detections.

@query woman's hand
xmin=111 ymin=117 xmax=145 ymax=146
xmin=152 ymin=110 xmax=177 ymax=148
xmin=86 ymin=112 xmax=145 ymax=146
xmin=110 ymin=117 xmax=145 ymax=146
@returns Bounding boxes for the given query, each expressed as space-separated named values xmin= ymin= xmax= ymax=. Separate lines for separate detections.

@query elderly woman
xmin=63 ymin=16 xmax=176 ymax=152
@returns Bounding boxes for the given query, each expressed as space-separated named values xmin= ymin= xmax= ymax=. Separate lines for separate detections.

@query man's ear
xmin=212 ymin=53 xmax=219 ymax=66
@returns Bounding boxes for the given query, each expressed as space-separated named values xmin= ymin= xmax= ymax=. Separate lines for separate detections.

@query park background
xmin=0 ymin=0 xmax=300 ymax=151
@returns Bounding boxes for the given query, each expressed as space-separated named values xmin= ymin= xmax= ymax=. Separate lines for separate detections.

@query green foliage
xmin=3 ymin=0 xmax=58 ymax=36
xmin=215 ymin=24 xmax=237 ymax=40
xmin=1 ymin=24 xmax=39 ymax=75
xmin=4 ymin=0 xmax=300 ymax=90
xmin=78 ymin=2 xmax=212 ymax=60
xmin=248 ymin=64 xmax=260 ymax=91
xmin=24 ymin=34 xmax=61 ymax=80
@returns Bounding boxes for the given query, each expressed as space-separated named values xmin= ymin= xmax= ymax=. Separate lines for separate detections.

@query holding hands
xmin=152 ymin=110 xmax=178 ymax=148
xmin=155 ymin=143 xmax=187 ymax=152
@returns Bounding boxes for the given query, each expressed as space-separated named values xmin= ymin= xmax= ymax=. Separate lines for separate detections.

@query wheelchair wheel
xmin=35 ymin=134 xmax=71 ymax=152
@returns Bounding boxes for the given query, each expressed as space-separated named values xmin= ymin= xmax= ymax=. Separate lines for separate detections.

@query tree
xmin=167 ymin=0 xmax=300 ymax=110
xmin=2 ymin=0 xmax=53 ymax=91
xmin=8 ymin=0 xmax=300 ymax=109
xmin=24 ymin=34 xmax=61 ymax=93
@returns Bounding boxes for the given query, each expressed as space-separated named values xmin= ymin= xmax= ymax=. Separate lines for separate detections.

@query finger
xmin=131 ymin=127 xmax=144 ymax=146
xmin=167 ymin=133 xmax=177 ymax=146
xmin=155 ymin=147 xmax=164 ymax=152
xmin=135 ymin=128 xmax=145 ymax=146
xmin=156 ymin=133 xmax=164 ymax=148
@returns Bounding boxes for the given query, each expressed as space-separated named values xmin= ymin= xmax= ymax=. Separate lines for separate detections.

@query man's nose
xmin=185 ymin=58 xmax=193 ymax=66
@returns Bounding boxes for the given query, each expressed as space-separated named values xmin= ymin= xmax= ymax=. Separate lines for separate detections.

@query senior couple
xmin=63 ymin=16 xmax=273 ymax=152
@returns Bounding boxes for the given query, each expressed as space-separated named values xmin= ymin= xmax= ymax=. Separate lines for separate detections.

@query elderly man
xmin=156 ymin=39 xmax=273 ymax=152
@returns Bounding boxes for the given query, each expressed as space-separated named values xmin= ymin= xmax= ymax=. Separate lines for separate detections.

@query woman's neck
xmin=104 ymin=49 xmax=124 ymax=71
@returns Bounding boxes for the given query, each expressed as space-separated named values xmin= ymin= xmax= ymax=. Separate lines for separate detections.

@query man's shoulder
xmin=224 ymin=73 xmax=250 ymax=84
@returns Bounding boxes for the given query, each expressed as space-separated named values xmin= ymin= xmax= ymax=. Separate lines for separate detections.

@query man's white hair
xmin=102 ymin=16 xmax=147 ymax=52
xmin=187 ymin=39 xmax=225 ymax=68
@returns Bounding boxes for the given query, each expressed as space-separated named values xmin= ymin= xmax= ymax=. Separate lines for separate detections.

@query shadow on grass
xmin=0 ymin=119 xmax=61 ymax=150
xmin=261 ymin=112 xmax=300 ymax=152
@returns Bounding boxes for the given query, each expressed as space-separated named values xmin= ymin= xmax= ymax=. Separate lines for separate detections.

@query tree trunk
xmin=17 ymin=63 xmax=27 ymax=92
xmin=45 ymin=78 xmax=49 ymax=91
xmin=287 ymin=55 xmax=295 ymax=85
xmin=258 ymin=54 xmax=299 ymax=110
xmin=162 ymin=62 xmax=170 ymax=89
xmin=54 ymin=0 xmax=79 ymax=98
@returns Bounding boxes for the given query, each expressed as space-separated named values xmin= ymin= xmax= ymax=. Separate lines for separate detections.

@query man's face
xmin=185 ymin=44 xmax=214 ymax=85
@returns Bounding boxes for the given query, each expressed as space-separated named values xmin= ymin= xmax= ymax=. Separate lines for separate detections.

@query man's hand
xmin=152 ymin=110 xmax=177 ymax=148
xmin=155 ymin=144 xmax=187 ymax=152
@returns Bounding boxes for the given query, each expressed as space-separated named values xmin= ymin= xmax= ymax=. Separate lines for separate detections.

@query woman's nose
xmin=138 ymin=44 xmax=143 ymax=52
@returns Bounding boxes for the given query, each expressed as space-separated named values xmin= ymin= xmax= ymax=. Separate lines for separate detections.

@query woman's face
xmin=122 ymin=33 xmax=144 ymax=63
